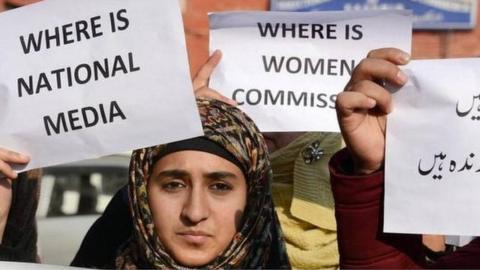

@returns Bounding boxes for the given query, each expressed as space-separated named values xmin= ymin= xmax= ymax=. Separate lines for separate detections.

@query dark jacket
xmin=0 ymin=171 xmax=40 ymax=262
xmin=329 ymin=148 xmax=480 ymax=269
xmin=70 ymin=186 xmax=132 ymax=268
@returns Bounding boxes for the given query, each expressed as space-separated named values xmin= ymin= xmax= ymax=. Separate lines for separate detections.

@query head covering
xmin=116 ymin=98 xmax=289 ymax=269
xmin=152 ymin=136 xmax=243 ymax=173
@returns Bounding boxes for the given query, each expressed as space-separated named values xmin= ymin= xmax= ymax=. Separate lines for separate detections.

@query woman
xmin=76 ymin=98 xmax=289 ymax=269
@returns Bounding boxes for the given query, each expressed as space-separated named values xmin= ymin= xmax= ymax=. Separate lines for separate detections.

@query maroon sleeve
xmin=430 ymin=238 xmax=480 ymax=268
xmin=329 ymin=149 xmax=425 ymax=269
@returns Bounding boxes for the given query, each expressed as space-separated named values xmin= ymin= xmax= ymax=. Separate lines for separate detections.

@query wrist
xmin=352 ymin=160 xmax=382 ymax=175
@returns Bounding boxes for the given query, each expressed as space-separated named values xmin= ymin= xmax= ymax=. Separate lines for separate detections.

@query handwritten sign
xmin=209 ymin=10 xmax=412 ymax=132
xmin=385 ymin=58 xmax=480 ymax=235
xmin=0 ymin=0 xmax=203 ymax=171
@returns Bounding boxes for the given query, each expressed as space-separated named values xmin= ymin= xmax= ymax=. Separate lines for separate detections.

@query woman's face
xmin=148 ymin=150 xmax=247 ymax=267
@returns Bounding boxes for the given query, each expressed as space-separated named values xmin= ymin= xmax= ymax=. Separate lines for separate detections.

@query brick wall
xmin=2 ymin=0 xmax=479 ymax=74
xmin=413 ymin=15 xmax=480 ymax=58
xmin=183 ymin=0 xmax=269 ymax=76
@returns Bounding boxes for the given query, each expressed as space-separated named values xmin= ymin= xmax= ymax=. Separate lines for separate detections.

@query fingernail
xmin=11 ymin=171 xmax=17 ymax=179
xmin=399 ymin=52 xmax=411 ymax=63
xmin=20 ymin=153 xmax=30 ymax=162
xmin=387 ymin=104 xmax=394 ymax=114
xmin=396 ymin=70 xmax=408 ymax=84
xmin=367 ymin=98 xmax=376 ymax=108
xmin=225 ymin=97 xmax=237 ymax=106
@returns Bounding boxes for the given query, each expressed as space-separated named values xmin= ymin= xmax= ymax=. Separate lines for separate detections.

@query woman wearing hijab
xmin=74 ymin=98 xmax=290 ymax=269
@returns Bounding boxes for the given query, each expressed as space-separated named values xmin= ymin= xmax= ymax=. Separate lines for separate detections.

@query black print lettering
xmin=19 ymin=15 xmax=104 ymax=54
xmin=43 ymin=100 xmax=127 ymax=136
xmin=458 ymin=153 xmax=475 ymax=172
xmin=257 ymin=22 xmax=337 ymax=39
xmin=418 ymin=152 xmax=446 ymax=180
xmin=456 ymin=94 xmax=480 ymax=120
xmin=231 ymin=88 xmax=336 ymax=109
xmin=17 ymin=52 xmax=140 ymax=97
xmin=110 ymin=9 xmax=129 ymax=33
xmin=418 ymin=151 xmax=480 ymax=180
xmin=262 ymin=55 xmax=355 ymax=76
xmin=345 ymin=24 xmax=363 ymax=40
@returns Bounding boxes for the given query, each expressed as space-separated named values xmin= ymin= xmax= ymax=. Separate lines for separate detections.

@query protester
xmin=73 ymin=52 xmax=341 ymax=269
xmin=73 ymin=98 xmax=290 ymax=269
xmin=0 ymin=154 xmax=41 ymax=263
xmin=330 ymin=47 xmax=480 ymax=268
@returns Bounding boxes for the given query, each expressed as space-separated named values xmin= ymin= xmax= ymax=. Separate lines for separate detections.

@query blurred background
xmin=1 ymin=0 xmax=478 ymax=266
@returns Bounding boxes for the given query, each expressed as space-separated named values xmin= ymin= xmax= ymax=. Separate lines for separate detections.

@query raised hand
xmin=192 ymin=50 xmax=236 ymax=106
xmin=336 ymin=48 xmax=410 ymax=174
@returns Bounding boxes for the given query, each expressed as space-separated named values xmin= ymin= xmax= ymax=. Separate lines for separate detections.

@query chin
xmin=174 ymin=253 xmax=215 ymax=268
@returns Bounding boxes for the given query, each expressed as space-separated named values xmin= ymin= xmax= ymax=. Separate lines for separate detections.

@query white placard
xmin=0 ymin=0 xmax=203 ymax=171
xmin=209 ymin=10 xmax=412 ymax=132
xmin=385 ymin=58 xmax=480 ymax=235
xmin=0 ymin=262 xmax=88 ymax=270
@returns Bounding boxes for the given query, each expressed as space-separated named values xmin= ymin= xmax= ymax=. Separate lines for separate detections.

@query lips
xmin=177 ymin=231 xmax=212 ymax=245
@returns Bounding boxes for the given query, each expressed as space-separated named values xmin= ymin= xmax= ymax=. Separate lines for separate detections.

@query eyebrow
xmin=205 ymin=171 xmax=238 ymax=181
xmin=154 ymin=170 xmax=238 ymax=181
xmin=156 ymin=169 xmax=190 ymax=180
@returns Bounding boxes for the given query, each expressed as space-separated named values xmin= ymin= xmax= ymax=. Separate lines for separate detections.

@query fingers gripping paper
xmin=0 ymin=0 xmax=203 ymax=171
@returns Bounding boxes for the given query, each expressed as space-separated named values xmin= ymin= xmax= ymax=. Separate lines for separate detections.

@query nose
xmin=181 ymin=185 xmax=210 ymax=225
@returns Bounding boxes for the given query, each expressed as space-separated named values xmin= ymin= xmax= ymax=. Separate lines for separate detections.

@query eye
xmin=161 ymin=181 xmax=186 ymax=191
xmin=210 ymin=182 xmax=233 ymax=192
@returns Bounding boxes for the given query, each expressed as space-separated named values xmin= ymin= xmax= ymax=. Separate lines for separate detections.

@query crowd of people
xmin=1 ymin=3 xmax=480 ymax=270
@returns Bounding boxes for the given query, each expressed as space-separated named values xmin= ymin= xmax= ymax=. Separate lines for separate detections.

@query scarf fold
xmin=116 ymin=98 xmax=289 ymax=269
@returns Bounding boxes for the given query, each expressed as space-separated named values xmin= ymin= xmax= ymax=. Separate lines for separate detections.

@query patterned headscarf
xmin=116 ymin=98 xmax=289 ymax=269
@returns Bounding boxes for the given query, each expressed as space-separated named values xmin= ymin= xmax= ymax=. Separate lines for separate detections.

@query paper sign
xmin=0 ymin=262 xmax=88 ymax=270
xmin=385 ymin=58 xmax=480 ymax=235
xmin=209 ymin=10 xmax=412 ymax=132
xmin=0 ymin=0 xmax=203 ymax=171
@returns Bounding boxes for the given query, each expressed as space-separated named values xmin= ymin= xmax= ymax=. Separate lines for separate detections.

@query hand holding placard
xmin=336 ymin=48 xmax=410 ymax=174
xmin=0 ymin=0 xmax=203 ymax=171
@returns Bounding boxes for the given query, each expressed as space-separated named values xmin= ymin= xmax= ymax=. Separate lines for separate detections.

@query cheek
xmin=148 ymin=188 xmax=182 ymax=236
xmin=212 ymin=190 xmax=247 ymax=243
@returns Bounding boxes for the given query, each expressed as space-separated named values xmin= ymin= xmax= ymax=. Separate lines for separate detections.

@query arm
xmin=332 ymin=48 xmax=425 ymax=268
xmin=330 ymin=149 xmax=424 ymax=268
xmin=431 ymin=237 xmax=480 ymax=268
